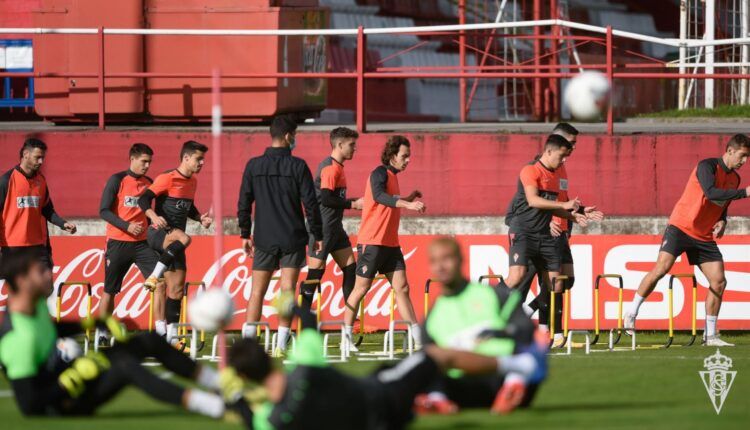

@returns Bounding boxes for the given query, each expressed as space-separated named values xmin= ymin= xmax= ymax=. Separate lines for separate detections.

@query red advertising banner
xmin=1 ymin=235 xmax=749 ymax=331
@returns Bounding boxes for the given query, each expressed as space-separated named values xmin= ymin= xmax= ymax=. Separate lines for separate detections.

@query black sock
xmin=166 ymin=298 xmax=182 ymax=324
xmin=553 ymin=292 xmax=563 ymax=334
xmin=301 ymin=268 xmax=325 ymax=311
xmin=342 ymin=263 xmax=356 ymax=301
xmin=159 ymin=241 xmax=186 ymax=266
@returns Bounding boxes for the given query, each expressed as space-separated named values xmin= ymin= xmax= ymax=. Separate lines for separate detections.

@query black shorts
xmin=660 ymin=224 xmax=723 ymax=265
xmin=356 ymin=244 xmax=405 ymax=279
xmin=308 ymin=227 xmax=352 ymax=260
xmin=104 ymin=240 xmax=159 ymax=294
xmin=509 ymin=232 xmax=561 ymax=272
xmin=557 ymin=233 xmax=574 ymax=265
xmin=253 ymin=247 xmax=306 ymax=271
xmin=0 ymin=245 xmax=53 ymax=271
xmin=146 ymin=227 xmax=186 ymax=271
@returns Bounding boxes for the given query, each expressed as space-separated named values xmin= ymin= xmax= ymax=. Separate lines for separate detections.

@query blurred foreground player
xmin=237 ymin=115 xmax=323 ymax=356
xmin=301 ymin=127 xmax=364 ymax=310
xmin=416 ymin=237 xmax=547 ymax=415
xmin=343 ymin=135 xmax=426 ymax=352
xmin=220 ymin=297 xmax=544 ymax=430
xmin=98 ymin=143 xmax=164 ymax=343
xmin=0 ymin=248 xmax=225 ymax=418
xmin=625 ymin=134 xmax=750 ymax=346
xmin=139 ymin=141 xmax=213 ymax=340
xmin=0 ymin=138 xmax=76 ymax=269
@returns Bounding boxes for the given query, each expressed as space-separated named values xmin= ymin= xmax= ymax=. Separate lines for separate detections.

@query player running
xmin=0 ymin=247 xmax=225 ymax=419
xmin=342 ymin=135 xmax=426 ymax=352
xmin=0 ymin=138 xmax=76 ymax=269
xmin=415 ymin=237 xmax=547 ymax=415
xmin=512 ymin=124 xmax=604 ymax=347
xmin=502 ymin=135 xmax=586 ymax=305
xmin=300 ymin=127 xmax=364 ymax=311
xmin=237 ymin=114 xmax=323 ymax=356
xmin=219 ymin=296 xmax=544 ymax=430
xmin=98 ymin=143 xmax=164 ymax=344
xmin=139 ymin=141 xmax=213 ymax=341
xmin=625 ymin=134 xmax=750 ymax=347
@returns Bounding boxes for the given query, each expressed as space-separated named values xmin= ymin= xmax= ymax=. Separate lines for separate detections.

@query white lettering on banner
xmin=16 ymin=196 xmax=40 ymax=208
xmin=48 ymin=249 xmax=104 ymax=318
xmin=469 ymin=245 xmax=508 ymax=282
xmin=604 ymin=245 xmax=684 ymax=319
xmin=571 ymin=244 xmax=593 ymax=319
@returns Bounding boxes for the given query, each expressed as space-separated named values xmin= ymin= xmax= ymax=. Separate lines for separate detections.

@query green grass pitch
xmin=1 ymin=332 xmax=748 ymax=430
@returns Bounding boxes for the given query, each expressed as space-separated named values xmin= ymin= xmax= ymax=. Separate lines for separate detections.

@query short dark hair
xmin=430 ymin=236 xmax=463 ymax=264
xmin=329 ymin=127 xmax=359 ymax=147
xmin=180 ymin=140 xmax=208 ymax=160
xmin=0 ymin=247 xmax=48 ymax=293
xmin=228 ymin=338 xmax=272 ymax=383
xmin=270 ymin=114 xmax=298 ymax=140
xmin=381 ymin=135 xmax=410 ymax=165
xmin=129 ymin=143 xmax=153 ymax=158
xmin=726 ymin=134 xmax=750 ymax=150
xmin=544 ymin=134 xmax=573 ymax=150
xmin=20 ymin=138 xmax=47 ymax=158
xmin=552 ymin=122 xmax=579 ymax=137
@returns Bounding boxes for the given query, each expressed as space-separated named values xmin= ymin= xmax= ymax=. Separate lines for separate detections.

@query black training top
xmin=237 ymin=147 xmax=323 ymax=252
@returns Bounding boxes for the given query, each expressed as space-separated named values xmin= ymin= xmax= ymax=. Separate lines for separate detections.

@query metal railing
xmin=2 ymin=19 xmax=750 ymax=134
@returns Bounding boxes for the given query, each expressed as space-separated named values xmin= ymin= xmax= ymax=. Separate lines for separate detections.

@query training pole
xmin=212 ymin=68 xmax=227 ymax=368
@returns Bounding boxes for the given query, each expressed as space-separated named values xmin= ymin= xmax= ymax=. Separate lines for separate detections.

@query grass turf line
xmin=0 ymin=332 xmax=748 ymax=429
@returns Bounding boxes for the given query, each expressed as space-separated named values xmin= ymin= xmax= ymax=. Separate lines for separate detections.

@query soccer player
xmin=343 ymin=135 xmax=426 ymax=352
xmin=512 ymin=124 xmax=604 ymax=347
xmin=0 ymin=247 xmax=225 ymax=418
xmin=502 ymin=135 xmax=586 ymax=307
xmin=237 ymin=115 xmax=323 ymax=356
xmin=0 ymin=138 xmax=76 ymax=269
xmin=139 ymin=141 xmax=213 ymax=340
xmin=220 ymin=297 xmax=544 ymax=430
xmin=98 ymin=143 xmax=164 ymax=343
xmin=625 ymin=134 xmax=750 ymax=347
xmin=300 ymin=127 xmax=364 ymax=310
xmin=416 ymin=237 xmax=547 ymax=415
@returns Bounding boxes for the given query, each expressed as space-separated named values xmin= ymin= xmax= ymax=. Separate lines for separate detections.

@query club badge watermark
xmin=699 ymin=349 xmax=736 ymax=414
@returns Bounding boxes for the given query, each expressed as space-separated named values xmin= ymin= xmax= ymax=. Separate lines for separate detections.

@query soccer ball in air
xmin=188 ymin=288 xmax=234 ymax=332
xmin=564 ymin=71 xmax=610 ymax=121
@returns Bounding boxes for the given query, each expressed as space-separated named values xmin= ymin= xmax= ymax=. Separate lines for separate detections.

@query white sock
xmin=539 ymin=324 xmax=549 ymax=332
xmin=242 ymin=323 xmax=258 ymax=339
xmin=185 ymin=389 xmax=225 ymax=418
xmin=497 ymin=353 xmax=536 ymax=379
xmin=345 ymin=325 xmax=353 ymax=340
xmin=427 ymin=391 xmax=448 ymax=402
xmin=277 ymin=326 xmax=290 ymax=351
xmin=155 ymin=320 xmax=167 ymax=336
xmin=522 ymin=303 xmax=534 ymax=317
xmin=631 ymin=293 xmax=646 ymax=316
xmin=411 ymin=323 xmax=422 ymax=345
xmin=148 ymin=262 xmax=168 ymax=280
xmin=196 ymin=365 xmax=220 ymax=390
xmin=706 ymin=315 xmax=718 ymax=337
xmin=553 ymin=332 xmax=564 ymax=341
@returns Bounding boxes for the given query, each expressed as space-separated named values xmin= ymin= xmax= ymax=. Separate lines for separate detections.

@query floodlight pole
xmin=211 ymin=68 xmax=227 ymax=368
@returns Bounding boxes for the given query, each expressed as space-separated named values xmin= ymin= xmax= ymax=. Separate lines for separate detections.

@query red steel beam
xmin=98 ymin=27 xmax=105 ymax=130
xmin=459 ymin=0 xmax=467 ymax=122
xmin=606 ymin=26 xmax=613 ymax=135
xmin=356 ymin=26 xmax=366 ymax=133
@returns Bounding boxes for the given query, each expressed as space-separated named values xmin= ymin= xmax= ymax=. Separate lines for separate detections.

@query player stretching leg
xmin=625 ymin=134 xmax=750 ymax=347
xmin=514 ymin=124 xmax=603 ymax=347
xmin=0 ymin=248 xmax=225 ymax=419
xmin=98 ymin=143 xmax=164 ymax=345
xmin=0 ymin=138 xmax=76 ymax=270
xmin=139 ymin=141 xmax=213 ymax=341
xmin=502 ymin=135 xmax=586 ymax=320
xmin=301 ymin=127 xmax=364 ymax=311
xmin=219 ymin=297 xmax=545 ymax=430
xmin=343 ymin=136 xmax=426 ymax=352
xmin=415 ymin=237 xmax=548 ymax=416
xmin=237 ymin=115 xmax=323 ymax=356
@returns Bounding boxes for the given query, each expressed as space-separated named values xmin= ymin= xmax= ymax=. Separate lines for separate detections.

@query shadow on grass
xmin=527 ymin=400 xmax=679 ymax=413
